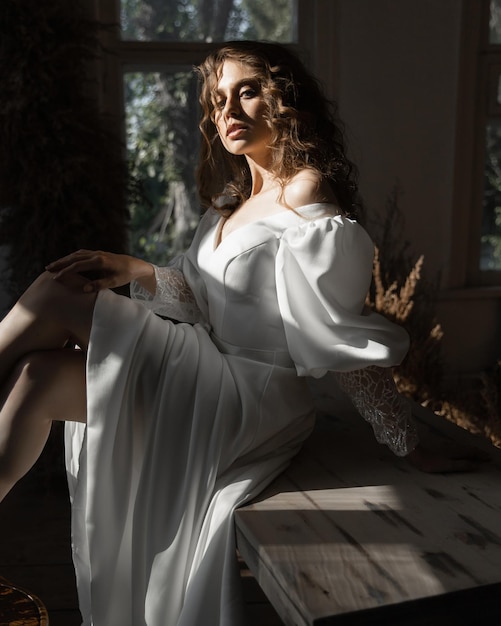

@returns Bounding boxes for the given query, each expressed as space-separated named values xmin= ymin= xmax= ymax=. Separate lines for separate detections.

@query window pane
xmin=490 ymin=0 xmax=501 ymax=44
xmin=481 ymin=121 xmax=501 ymax=270
xmin=121 ymin=0 xmax=297 ymax=42
xmin=125 ymin=71 xmax=200 ymax=264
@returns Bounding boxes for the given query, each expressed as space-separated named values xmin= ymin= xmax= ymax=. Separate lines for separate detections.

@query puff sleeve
xmin=275 ymin=215 xmax=410 ymax=378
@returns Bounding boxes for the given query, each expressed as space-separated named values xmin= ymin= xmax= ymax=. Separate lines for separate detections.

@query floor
xmin=0 ymin=428 xmax=283 ymax=626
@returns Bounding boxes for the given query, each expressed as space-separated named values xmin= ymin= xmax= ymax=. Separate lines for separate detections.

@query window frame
xmin=452 ymin=0 xmax=501 ymax=288
xmin=92 ymin=0 xmax=338 ymax=145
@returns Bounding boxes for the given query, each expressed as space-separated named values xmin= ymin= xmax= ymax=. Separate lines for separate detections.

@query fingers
xmin=46 ymin=249 xmax=94 ymax=271
xmin=39 ymin=270 xmax=91 ymax=293
xmin=81 ymin=277 xmax=118 ymax=293
xmin=46 ymin=250 xmax=137 ymax=293
xmin=45 ymin=250 xmax=145 ymax=293
xmin=46 ymin=250 xmax=107 ymax=279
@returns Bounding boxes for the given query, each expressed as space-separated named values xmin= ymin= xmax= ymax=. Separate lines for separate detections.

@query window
xmin=124 ymin=68 xmax=202 ymax=263
xmin=121 ymin=0 xmax=297 ymax=43
xmin=480 ymin=0 xmax=501 ymax=274
xmin=95 ymin=0 xmax=327 ymax=264
xmin=457 ymin=0 xmax=501 ymax=286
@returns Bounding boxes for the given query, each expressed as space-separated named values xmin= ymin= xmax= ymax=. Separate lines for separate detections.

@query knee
xmin=20 ymin=270 xmax=86 ymax=307
xmin=18 ymin=271 xmax=93 ymax=329
xmin=18 ymin=271 xmax=62 ymax=312
xmin=28 ymin=270 xmax=57 ymax=293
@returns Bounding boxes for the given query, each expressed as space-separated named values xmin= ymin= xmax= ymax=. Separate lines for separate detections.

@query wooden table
xmin=235 ymin=401 xmax=501 ymax=625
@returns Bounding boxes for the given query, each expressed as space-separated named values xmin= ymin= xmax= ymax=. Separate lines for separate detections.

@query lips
xmin=226 ymin=123 xmax=247 ymax=138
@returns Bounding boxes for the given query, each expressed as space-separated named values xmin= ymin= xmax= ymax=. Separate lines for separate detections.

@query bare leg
xmin=0 ymin=272 xmax=94 ymax=500
xmin=0 ymin=349 xmax=86 ymax=501
xmin=0 ymin=271 xmax=97 ymax=384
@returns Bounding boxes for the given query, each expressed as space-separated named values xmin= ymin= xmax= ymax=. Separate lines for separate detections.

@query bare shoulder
xmin=283 ymin=169 xmax=339 ymax=211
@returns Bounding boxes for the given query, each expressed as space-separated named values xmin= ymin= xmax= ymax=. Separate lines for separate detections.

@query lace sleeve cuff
xmin=334 ymin=366 xmax=419 ymax=456
xmin=130 ymin=265 xmax=202 ymax=324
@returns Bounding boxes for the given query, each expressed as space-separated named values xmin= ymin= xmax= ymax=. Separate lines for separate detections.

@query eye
xmin=214 ymin=98 xmax=225 ymax=110
xmin=240 ymin=87 xmax=257 ymax=99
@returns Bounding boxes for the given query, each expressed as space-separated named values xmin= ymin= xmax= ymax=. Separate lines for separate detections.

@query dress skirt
xmin=65 ymin=288 xmax=316 ymax=626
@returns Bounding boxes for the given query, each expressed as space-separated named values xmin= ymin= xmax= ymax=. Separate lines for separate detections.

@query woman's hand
xmin=406 ymin=442 xmax=491 ymax=473
xmin=46 ymin=250 xmax=155 ymax=293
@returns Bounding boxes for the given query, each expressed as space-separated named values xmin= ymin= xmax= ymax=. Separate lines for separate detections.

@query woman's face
xmin=213 ymin=60 xmax=272 ymax=162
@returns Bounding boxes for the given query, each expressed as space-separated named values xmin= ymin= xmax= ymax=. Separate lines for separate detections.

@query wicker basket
xmin=0 ymin=577 xmax=49 ymax=625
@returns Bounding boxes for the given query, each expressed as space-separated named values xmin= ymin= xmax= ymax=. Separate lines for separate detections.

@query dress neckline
xmin=213 ymin=202 xmax=340 ymax=251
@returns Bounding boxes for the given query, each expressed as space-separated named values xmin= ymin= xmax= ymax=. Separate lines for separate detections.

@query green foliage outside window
xmin=121 ymin=0 xmax=295 ymax=42
xmin=481 ymin=123 xmax=501 ymax=270
xmin=125 ymin=71 xmax=201 ymax=264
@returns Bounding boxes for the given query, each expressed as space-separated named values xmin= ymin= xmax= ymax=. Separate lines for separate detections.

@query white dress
xmin=65 ymin=203 xmax=413 ymax=626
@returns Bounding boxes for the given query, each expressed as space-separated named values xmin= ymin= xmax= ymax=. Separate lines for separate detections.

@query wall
xmin=335 ymin=0 xmax=460 ymax=274
xmin=332 ymin=0 xmax=500 ymax=373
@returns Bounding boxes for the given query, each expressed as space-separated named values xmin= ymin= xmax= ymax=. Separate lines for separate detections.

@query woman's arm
xmin=46 ymin=250 xmax=156 ymax=294
xmin=335 ymin=365 xmax=487 ymax=472
xmin=47 ymin=249 xmax=203 ymax=323
xmin=334 ymin=365 xmax=419 ymax=457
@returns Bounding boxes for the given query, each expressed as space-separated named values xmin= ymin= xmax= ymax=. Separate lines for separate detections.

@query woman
xmin=0 ymin=41 xmax=454 ymax=625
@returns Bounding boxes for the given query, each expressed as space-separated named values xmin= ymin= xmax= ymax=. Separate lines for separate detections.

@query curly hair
xmin=196 ymin=40 xmax=362 ymax=218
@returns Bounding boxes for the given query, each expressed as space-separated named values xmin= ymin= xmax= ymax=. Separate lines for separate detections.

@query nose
xmin=223 ymin=93 xmax=241 ymax=118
